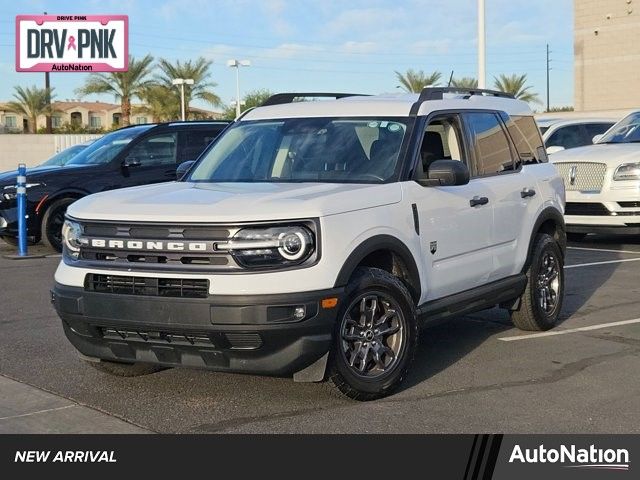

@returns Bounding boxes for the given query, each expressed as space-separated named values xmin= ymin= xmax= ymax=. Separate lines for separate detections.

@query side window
xmin=584 ymin=123 xmax=614 ymax=143
xmin=180 ymin=129 xmax=219 ymax=162
xmin=547 ymin=125 xmax=587 ymax=150
xmin=125 ymin=132 xmax=178 ymax=166
xmin=506 ymin=115 xmax=547 ymax=165
xmin=419 ymin=115 xmax=466 ymax=175
xmin=464 ymin=112 xmax=515 ymax=176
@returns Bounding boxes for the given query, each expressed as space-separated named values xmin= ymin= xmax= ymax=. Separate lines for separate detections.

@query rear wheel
xmin=84 ymin=359 xmax=164 ymax=377
xmin=327 ymin=267 xmax=418 ymax=401
xmin=511 ymin=233 xmax=564 ymax=331
xmin=41 ymin=198 xmax=76 ymax=252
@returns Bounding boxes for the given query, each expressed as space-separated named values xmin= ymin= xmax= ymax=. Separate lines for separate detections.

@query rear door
xmin=178 ymin=125 xmax=227 ymax=163
xmin=462 ymin=111 xmax=539 ymax=282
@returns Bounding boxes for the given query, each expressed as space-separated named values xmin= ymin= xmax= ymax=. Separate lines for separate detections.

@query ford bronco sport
xmin=52 ymin=89 xmax=566 ymax=400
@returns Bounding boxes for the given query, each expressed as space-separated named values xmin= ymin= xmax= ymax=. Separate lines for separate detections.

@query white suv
xmin=52 ymin=89 xmax=566 ymax=400
xmin=550 ymin=111 xmax=640 ymax=239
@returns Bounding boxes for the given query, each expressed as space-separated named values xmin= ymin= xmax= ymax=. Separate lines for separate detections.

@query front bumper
xmin=52 ymin=282 xmax=343 ymax=377
xmin=0 ymin=201 xmax=40 ymax=238
xmin=564 ymin=186 xmax=640 ymax=234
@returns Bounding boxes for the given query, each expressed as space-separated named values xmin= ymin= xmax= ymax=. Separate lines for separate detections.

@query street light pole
xmin=227 ymin=59 xmax=251 ymax=117
xmin=172 ymin=78 xmax=195 ymax=121
xmin=478 ymin=0 xmax=486 ymax=89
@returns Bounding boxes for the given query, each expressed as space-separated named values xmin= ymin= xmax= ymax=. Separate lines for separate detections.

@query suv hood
xmin=550 ymin=143 xmax=640 ymax=166
xmin=67 ymin=181 xmax=403 ymax=222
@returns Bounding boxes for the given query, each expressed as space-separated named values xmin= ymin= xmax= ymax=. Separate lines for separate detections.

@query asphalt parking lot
xmin=1 ymin=235 xmax=640 ymax=434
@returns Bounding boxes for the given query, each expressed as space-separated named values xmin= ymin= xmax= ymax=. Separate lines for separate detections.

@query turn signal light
xmin=321 ymin=297 xmax=338 ymax=309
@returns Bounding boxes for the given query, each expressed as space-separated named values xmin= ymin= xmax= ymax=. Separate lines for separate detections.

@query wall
xmin=0 ymin=134 xmax=102 ymax=171
xmin=575 ymin=0 xmax=640 ymax=110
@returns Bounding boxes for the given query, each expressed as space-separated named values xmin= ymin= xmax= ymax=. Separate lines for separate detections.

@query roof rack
xmin=261 ymin=92 xmax=369 ymax=107
xmin=410 ymin=87 xmax=515 ymax=115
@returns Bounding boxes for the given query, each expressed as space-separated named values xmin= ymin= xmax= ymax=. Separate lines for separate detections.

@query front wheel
xmin=511 ymin=233 xmax=565 ymax=331
xmin=327 ymin=267 xmax=418 ymax=401
xmin=41 ymin=197 xmax=76 ymax=252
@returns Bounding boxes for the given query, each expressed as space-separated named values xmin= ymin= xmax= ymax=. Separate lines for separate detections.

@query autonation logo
xmin=509 ymin=444 xmax=630 ymax=471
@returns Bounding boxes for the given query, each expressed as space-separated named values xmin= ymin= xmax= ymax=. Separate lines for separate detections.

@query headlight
xmin=220 ymin=225 xmax=315 ymax=268
xmin=62 ymin=219 xmax=83 ymax=258
xmin=613 ymin=163 xmax=640 ymax=181
xmin=2 ymin=183 xmax=45 ymax=200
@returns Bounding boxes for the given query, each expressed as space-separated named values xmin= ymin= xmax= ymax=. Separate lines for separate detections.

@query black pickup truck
xmin=0 ymin=121 xmax=229 ymax=251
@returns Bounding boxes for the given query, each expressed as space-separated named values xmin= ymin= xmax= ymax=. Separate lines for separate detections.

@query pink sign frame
xmin=15 ymin=14 xmax=129 ymax=72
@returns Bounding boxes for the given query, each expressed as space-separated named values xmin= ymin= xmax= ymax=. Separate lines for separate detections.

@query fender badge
xmin=430 ymin=241 xmax=438 ymax=255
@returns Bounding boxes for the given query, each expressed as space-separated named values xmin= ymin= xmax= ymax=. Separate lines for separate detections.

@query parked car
xmin=536 ymin=117 xmax=617 ymax=154
xmin=0 ymin=121 xmax=229 ymax=251
xmin=53 ymin=89 xmax=566 ymax=400
xmin=550 ymin=111 xmax=640 ymax=239
xmin=38 ymin=141 xmax=94 ymax=167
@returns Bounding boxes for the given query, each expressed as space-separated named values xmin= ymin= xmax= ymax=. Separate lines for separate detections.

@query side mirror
xmin=592 ymin=134 xmax=603 ymax=144
xmin=416 ymin=159 xmax=470 ymax=187
xmin=546 ymin=145 xmax=565 ymax=155
xmin=176 ymin=160 xmax=196 ymax=179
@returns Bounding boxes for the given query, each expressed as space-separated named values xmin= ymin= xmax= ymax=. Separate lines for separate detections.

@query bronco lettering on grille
xmin=88 ymin=238 xmax=210 ymax=251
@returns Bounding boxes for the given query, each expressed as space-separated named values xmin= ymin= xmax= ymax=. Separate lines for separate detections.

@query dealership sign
xmin=15 ymin=15 xmax=128 ymax=72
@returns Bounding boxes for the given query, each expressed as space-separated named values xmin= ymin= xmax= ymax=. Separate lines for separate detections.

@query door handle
xmin=521 ymin=188 xmax=536 ymax=198
xmin=469 ymin=196 xmax=489 ymax=207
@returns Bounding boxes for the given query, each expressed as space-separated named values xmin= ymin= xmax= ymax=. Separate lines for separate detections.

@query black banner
xmin=0 ymin=434 xmax=635 ymax=478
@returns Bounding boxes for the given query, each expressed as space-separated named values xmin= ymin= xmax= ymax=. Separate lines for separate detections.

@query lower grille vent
xmin=86 ymin=274 xmax=209 ymax=298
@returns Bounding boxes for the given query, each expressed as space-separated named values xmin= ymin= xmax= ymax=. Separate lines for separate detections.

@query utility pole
xmin=44 ymin=11 xmax=52 ymax=133
xmin=546 ymin=44 xmax=551 ymax=112
xmin=478 ymin=0 xmax=486 ymax=88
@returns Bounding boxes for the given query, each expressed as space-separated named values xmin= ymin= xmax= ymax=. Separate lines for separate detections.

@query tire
xmin=326 ymin=267 xmax=418 ymax=401
xmin=511 ymin=233 xmax=565 ymax=331
xmin=567 ymin=232 xmax=587 ymax=242
xmin=84 ymin=359 xmax=164 ymax=377
xmin=41 ymin=197 xmax=76 ymax=252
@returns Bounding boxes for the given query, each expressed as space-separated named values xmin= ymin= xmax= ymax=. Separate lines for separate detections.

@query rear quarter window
xmin=507 ymin=115 xmax=548 ymax=164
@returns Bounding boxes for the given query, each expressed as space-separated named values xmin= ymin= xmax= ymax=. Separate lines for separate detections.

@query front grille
xmin=565 ymin=202 xmax=610 ymax=216
xmin=224 ymin=333 xmax=263 ymax=350
xmin=86 ymin=274 xmax=209 ymax=298
xmin=554 ymin=162 xmax=607 ymax=192
xmin=618 ymin=202 xmax=640 ymax=208
xmin=77 ymin=222 xmax=238 ymax=271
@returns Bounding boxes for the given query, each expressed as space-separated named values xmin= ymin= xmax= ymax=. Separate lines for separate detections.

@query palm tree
xmin=136 ymin=84 xmax=179 ymax=123
xmin=493 ymin=74 xmax=541 ymax=103
xmin=156 ymin=57 xmax=222 ymax=119
xmin=76 ymin=54 xmax=155 ymax=126
xmin=395 ymin=69 xmax=442 ymax=93
xmin=7 ymin=85 xmax=54 ymax=133
xmin=450 ymin=77 xmax=478 ymax=89
xmin=221 ymin=89 xmax=273 ymax=120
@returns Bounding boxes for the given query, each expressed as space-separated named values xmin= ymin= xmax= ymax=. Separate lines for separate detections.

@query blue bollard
xmin=16 ymin=163 xmax=27 ymax=256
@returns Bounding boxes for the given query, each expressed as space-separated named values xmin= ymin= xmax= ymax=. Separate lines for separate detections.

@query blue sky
xmin=1 ymin=0 xmax=574 ymax=110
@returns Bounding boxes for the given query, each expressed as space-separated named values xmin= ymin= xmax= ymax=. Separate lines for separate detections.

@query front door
xmin=119 ymin=131 xmax=179 ymax=187
xmin=408 ymin=113 xmax=494 ymax=300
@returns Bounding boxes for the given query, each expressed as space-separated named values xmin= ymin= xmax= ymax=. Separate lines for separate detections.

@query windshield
xmin=40 ymin=144 xmax=87 ymax=167
xmin=598 ymin=112 xmax=640 ymax=144
xmin=67 ymin=125 xmax=153 ymax=165
xmin=187 ymin=117 xmax=410 ymax=184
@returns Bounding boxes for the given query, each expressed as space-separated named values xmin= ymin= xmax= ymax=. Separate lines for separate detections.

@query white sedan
xmin=550 ymin=111 xmax=640 ymax=238
xmin=537 ymin=117 xmax=617 ymax=154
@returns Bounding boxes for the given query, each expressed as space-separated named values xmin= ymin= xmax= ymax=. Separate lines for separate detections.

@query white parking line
xmin=498 ymin=318 xmax=640 ymax=342
xmin=565 ymin=258 xmax=640 ymax=269
xmin=568 ymin=246 xmax=640 ymax=255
